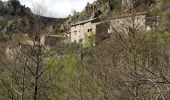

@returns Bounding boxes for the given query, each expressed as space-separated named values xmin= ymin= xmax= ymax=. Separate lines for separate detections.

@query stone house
xmin=70 ymin=18 xmax=109 ymax=45
xmin=70 ymin=12 xmax=160 ymax=45
xmin=109 ymin=12 xmax=153 ymax=35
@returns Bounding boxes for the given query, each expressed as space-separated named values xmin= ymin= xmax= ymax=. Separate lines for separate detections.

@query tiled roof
xmin=71 ymin=17 xmax=100 ymax=26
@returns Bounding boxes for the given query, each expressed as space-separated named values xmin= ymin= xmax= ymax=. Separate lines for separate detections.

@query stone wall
xmin=71 ymin=21 xmax=100 ymax=44
xmin=110 ymin=14 xmax=146 ymax=35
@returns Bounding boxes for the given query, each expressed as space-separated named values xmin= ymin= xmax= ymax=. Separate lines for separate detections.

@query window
xmin=88 ymin=28 xmax=92 ymax=32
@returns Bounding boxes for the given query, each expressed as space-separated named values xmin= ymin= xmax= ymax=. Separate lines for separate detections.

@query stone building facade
xmin=70 ymin=12 xmax=159 ymax=45
xmin=70 ymin=18 xmax=101 ymax=45
xmin=109 ymin=12 xmax=150 ymax=35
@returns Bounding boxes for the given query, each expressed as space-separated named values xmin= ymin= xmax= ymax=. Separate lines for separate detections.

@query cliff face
xmin=60 ymin=0 xmax=169 ymax=35
xmin=67 ymin=0 xmax=119 ymax=23
xmin=0 ymin=1 xmax=32 ymax=19
xmin=67 ymin=0 xmax=156 ymax=23
xmin=0 ymin=0 xmax=66 ymax=41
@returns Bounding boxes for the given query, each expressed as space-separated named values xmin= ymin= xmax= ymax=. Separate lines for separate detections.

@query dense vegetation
xmin=0 ymin=0 xmax=170 ymax=100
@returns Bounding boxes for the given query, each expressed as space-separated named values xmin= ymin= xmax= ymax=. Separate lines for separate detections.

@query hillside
xmin=58 ymin=0 xmax=163 ymax=33
xmin=0 ymin=0 xmax=66 ymax=41
xmin=60 ymin=0 xmax=170 ymax=33
xmin=67 ymin=0 xmax=156 ymax=23
xmin=0 ymin=0 xmax=170 ymax=99
xmin=0 ymin=0 xmax=166 ymax=37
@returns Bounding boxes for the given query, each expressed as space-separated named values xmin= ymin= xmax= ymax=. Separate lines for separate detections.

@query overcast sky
xmin=2 ymin=0 xmax=95 ymax=18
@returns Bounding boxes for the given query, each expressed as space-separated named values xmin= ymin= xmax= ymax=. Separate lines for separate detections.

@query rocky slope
xmin=68 ymin=0 xmax=155 ymax=22
xmin=58 ymin=0 xmax=170 ymax=34
xmin=56 ymin=0 xmax=158 ymax=33
xmin=0 ymin=0 xmax=66 ymax=41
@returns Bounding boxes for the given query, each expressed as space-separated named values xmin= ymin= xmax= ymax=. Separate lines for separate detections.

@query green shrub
xmin=45 ymin=54 xmax=102 ymax=99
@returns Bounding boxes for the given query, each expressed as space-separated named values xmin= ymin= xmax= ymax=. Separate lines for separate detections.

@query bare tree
xmin=85 ymin=1 xmax=170 ymax=99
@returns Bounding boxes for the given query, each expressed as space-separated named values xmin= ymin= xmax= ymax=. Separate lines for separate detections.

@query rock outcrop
xmin=0 ymin=0 xmax=66 ymax=41
xmin=68 ymin=0 xmax=157 ymax=23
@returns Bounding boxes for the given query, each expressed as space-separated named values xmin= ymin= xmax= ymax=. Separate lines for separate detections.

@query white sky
xmin=2 ymin=0 xmax=95 ymax=18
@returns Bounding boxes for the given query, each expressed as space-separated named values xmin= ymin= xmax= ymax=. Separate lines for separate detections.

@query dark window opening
xmin=88 ymin=29 xmax=92 ymax=32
